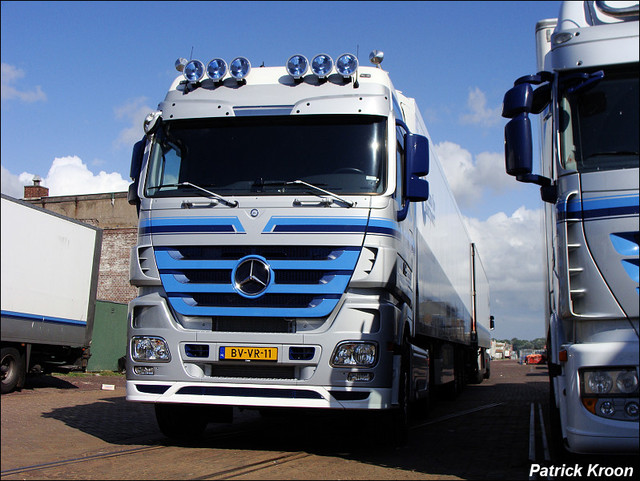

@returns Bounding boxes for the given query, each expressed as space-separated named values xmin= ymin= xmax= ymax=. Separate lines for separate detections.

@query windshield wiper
xmin=150 ymin=182 xmax=238 ymax=207
xmin=286 ymin=180 xmax=355 ymax=207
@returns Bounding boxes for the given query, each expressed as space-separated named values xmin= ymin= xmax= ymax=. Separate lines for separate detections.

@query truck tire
xmin=155 ymin=403 xmax=209 ymax=441
xmin=1 ymin=347 xmax=25 ymax=394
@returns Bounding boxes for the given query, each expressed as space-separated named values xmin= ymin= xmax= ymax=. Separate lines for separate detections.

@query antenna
xmin=189 ymin=46 xmax=194 ymax=60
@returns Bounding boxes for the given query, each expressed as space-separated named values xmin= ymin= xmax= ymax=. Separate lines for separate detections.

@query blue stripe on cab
xmin=141 ymin=216 xmax=245 ymax=235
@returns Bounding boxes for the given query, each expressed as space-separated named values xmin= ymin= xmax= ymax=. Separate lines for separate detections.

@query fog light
xmin=625 ymin=402 xmax=639 ymax=417
xmin=599 ymin=401 xmax=615 ymax=416
xmin=134 ymin=366 xmax=155 ymax=375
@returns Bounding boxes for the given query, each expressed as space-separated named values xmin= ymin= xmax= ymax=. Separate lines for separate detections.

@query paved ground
xmin=1 ymin=361 xmax=637 ymax=480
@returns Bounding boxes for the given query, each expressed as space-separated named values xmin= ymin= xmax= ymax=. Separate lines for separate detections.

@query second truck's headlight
xmin=587 ymin=371 xmax=613 ymax=394
xmin=131 ymin=336 xmax=171 ymax=362
xmin=581 ymin=368 xmax=639 ymax=396
xmin=331 ymin=342 xmax=377 ymax=367
xmin=616 ymin=370 xmax=639 ymax=394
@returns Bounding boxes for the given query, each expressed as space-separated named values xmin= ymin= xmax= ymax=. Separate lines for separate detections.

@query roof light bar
xmin=336 ymin=53 xmax=358 ymax=78
xmin=207 ymin=58 xmax=227 ymax=81
xmin=183 ymin=59 xmax=205 ymax=83
xmin=286 ymin=54 xmax=309 ymax=79
xmin=229 ymin=57 xmax=251 ymax=81
xmin=311 ymin=54 xmax=334 ymax=79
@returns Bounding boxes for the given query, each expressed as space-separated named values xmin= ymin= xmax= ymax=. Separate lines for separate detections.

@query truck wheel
xmin=155 ymin=403 xmax=209 ymax=441
xmin=1 ymin=347 xmax=25 ymax=394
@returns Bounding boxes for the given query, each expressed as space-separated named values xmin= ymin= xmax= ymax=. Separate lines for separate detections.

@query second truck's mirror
xmin=504 ymin=114 xmax=533 ymax=177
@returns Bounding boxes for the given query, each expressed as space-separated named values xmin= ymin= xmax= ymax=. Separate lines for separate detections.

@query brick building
xmin=23 ymin=179 xmax=138 ymax=305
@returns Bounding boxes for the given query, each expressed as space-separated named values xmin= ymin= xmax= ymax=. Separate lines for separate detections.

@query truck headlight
xmin=581 ymin=368 xmax=639 ymax=396
xmin=587 ymin=371 xmax=613 ymax=394
xmin=331 ymin=342 xmax=377 ymax=367
xmin=616 ymin=370 xmax=639 ymax=394
xmin=131 ymin=336 xmax=171 ymax=362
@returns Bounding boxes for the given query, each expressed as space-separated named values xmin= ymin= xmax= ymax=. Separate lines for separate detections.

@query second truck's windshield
xmin=145 ymin=114 xmax=387 ymax=197
xmin=560 ymin=65 xmax=639 ymax=173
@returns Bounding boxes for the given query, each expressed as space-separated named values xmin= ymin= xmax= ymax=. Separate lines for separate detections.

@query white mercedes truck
xmin=502 ymin=1 xmax=638 ymax=453
xmin=126 ymin=51 xmax=493 ymax=443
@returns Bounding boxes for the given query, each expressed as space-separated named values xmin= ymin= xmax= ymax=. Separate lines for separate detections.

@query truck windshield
xmin=559 ymin=65 xmax=639 ymax=173
xmin=145 ymin=115 xmax=386 ymax=197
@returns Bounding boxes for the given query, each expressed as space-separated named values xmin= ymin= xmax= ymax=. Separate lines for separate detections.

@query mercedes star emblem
xmin=233 ymin=257 xmax=271 ymax=297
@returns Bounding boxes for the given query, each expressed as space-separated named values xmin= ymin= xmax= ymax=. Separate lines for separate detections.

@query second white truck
xmin=1 ymin=194 xmax=102 ymax=393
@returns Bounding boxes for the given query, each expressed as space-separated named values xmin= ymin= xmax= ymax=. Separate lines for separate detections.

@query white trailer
xmin=1 ymin=194 xmax=102 ymax=393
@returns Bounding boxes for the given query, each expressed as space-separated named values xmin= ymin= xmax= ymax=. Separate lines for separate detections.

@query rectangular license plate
xmin=219 ymin=346 xmax=277 ymax=361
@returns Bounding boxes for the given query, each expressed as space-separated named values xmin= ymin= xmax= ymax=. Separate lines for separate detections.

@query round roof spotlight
xmin=175 ymin=57 xmax=188 ymax=72
xmin=229 ymin=57 xmax=251 ymax=81
xmin=207 ymin=58 xmax=227 ymax=81
xmin=311 ymin=54 xmax=334 ymax=79
xmin=183 ymin=59 xmax=205 ymax=83
xmin=286 ymin=54 xmax=309 ymax=80
xmin=336 ymin=53 xmax=358 ymax=78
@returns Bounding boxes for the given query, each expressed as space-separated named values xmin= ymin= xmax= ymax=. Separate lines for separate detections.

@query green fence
xmin=86 ymin=300 xmax=128 ymax=372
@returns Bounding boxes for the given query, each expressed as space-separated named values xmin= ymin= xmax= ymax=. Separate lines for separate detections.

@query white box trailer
xmin=1 ymin=194 xmax=102 ymax=393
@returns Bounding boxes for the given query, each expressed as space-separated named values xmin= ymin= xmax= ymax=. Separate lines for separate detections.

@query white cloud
xmin=465 ymin=207 xmax=546 ymax=340
xmin=1 ymin=63 xmax=46 ymax=102
xmin=0 ymin=165 xmax=27 ymax=198
xmin=0 ymin=157 xmax=130 ymax=198
xmin=114 ymin=97 xmax=153 ymax=149
xmin=45 ymin=156 xmax=131 ymax=195
xmin=435 ymin=141 xmax=515 ymax=208
xmin=459 ymin=87 xmax=501 ymax=127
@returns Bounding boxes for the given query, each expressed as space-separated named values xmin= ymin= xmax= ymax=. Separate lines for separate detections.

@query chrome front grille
xmin=155 ymin=245 xmax=360 ymax=318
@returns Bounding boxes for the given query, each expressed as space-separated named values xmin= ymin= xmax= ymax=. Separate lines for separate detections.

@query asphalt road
xmin=1 ymin=361 xmax=637 ymax=480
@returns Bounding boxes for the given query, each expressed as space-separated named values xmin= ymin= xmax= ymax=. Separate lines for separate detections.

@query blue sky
xmin=1 ymin=1 xmax=563 ymax=340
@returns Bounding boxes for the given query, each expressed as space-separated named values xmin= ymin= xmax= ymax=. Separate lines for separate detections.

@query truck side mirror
xmin=128 ymin=138 xmax=145 ymax=209
xmin=405 ymin=133 xmax=429 ymax=202
xmin=504 ymin=114 xmax=533 ymax=177
xmin=502 ymin=77 xmax=556 ymax=204
xmin=490 ymin=315 xmax=495 ymax=330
